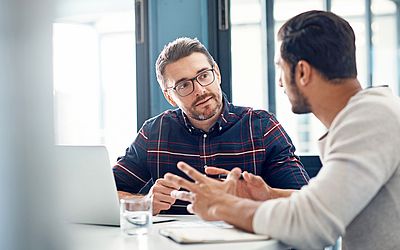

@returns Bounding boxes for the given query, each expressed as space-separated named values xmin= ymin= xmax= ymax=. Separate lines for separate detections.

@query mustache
xmin=192 ymin=93 xmax=215 ymax=106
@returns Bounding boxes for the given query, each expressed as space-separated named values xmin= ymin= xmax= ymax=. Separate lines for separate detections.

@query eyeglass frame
xmin=164 ymin=65 xmax=216 ymax=97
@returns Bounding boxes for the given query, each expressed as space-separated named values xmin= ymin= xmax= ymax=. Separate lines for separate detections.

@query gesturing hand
xmin=148 ymin=178 xmax=180 ymax=215
xmin=205 ymin=166 xmax=273 ymax=201
xmin=164 ymin=162 xmax=243 ymax=220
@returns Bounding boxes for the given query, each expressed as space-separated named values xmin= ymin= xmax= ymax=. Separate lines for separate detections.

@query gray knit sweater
xmin=253 ymin=87 xmax=400 ymax=250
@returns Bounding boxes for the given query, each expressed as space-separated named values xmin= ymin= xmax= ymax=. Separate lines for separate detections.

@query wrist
xmin=269 ymin=188 xmax=296 ymax=199
xmin=214 ymin=195 xmax=262 ymax=233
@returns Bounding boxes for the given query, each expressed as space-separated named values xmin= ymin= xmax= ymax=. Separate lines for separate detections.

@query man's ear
xmin=163 ymin=90 xmax=177 ymax=107
xmin=296 ymin=60 xmax=312 ymax=87
xmin=213 ymin=63 xmax=222 ymax=85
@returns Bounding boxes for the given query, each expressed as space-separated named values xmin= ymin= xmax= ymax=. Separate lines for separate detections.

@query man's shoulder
xmin=142 ymin=109 xmax=181 ymax=129
xmin=251 ymin=109 xmax=276 ymax=119
xmin=344 ymin=87 xmax=400 ymax=122
xmin=229 ymin=103 xmax=276 ymax=120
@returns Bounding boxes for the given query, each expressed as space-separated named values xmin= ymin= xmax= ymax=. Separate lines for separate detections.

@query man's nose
xmin=193 ymin=80 xmax=207 ymax=95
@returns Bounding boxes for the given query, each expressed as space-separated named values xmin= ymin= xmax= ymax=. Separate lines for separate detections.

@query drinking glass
xmin=120 ymin=196 xmax=152 ymax=235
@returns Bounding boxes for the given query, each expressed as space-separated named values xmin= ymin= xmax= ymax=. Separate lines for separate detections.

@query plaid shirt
xmin=113 ymin=98 xmax=309 ymax=212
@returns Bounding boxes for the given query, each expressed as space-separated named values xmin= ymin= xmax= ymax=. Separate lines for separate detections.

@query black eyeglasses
xmin=165 ymin=67 xmax=216 ymax=97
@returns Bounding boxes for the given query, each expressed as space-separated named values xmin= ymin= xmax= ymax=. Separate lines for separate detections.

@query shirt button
xmin=219 ymin=126 xmax=222 ymax=131
xmin=203 ymin=134 xmax=207 ymax=138
xmin=203 ymin=165 xmax=208 ymax=168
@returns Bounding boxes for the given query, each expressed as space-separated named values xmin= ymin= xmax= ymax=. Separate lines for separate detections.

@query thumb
xmin=226 ymin=167 xmax=242 ymax=182
xmin=243 ymin=171 xmax=265 ymax=186
xmin=187 ymin=204 xmax=195 ymax=214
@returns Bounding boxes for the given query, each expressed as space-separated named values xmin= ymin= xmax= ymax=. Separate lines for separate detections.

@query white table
xmin=66 ymin=215 xmax=289 ymax=250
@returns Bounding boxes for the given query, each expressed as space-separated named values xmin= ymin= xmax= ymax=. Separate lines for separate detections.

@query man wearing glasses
xmin=113 ymin=37 xmax=309 ymax=215
xmin=165 ymin=12 xmax=400 ymax=249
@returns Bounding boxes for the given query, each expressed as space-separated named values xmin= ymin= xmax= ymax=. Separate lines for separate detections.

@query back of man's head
xmin=278 ymin=10 xmax=357 ymax=81
xmin=155 ymin=37 xmax=215 ymax=88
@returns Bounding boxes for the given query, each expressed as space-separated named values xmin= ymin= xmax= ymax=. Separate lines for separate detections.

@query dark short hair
xmin=277 ymin=10 xmax=357 ymax=82
xmin=155 ymin=37 xmax=215 ymax=88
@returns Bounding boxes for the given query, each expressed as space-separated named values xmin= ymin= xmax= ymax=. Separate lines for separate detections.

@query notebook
xmin=159 ymin=220 xmax=270 ymax=244
xmin=56 ymin=145 xmax=121 ymax=226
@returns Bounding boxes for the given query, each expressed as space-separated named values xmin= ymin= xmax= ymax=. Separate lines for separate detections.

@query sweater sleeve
xmin=252 ymin=94 xmax=400 ymax=249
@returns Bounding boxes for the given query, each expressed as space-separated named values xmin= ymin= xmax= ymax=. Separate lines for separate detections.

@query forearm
xmin=215 ymin=196 xmax=263 ymax=232
xmin=269 ymin=188 xmax=296 ymax=199
xmin=214 ymin=188 xmax=296 ymax=231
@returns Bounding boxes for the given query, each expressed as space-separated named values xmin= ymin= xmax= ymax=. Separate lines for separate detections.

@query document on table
xmin=152 ymin=216 xmax=178 ymax=224
xmin=159 ymin=220 xmax=270 ymax=244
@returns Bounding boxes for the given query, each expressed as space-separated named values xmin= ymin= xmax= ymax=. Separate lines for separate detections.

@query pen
xmin=207 ymin=173 xmax=244 ymax=180
xmin=153 ymin=219 xmax=177 ymax=224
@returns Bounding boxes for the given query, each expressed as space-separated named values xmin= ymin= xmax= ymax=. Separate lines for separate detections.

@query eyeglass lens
xmin=175 ymin=70 xmax=215 ymax=97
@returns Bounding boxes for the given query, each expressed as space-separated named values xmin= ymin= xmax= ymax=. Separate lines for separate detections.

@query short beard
xmin=290 ymin=72 xmax=311 ymax=114
xmin=188 ymin=93 xmax=222 ymax=121
xmin=192 ymin=113 xmax=212 ymax=121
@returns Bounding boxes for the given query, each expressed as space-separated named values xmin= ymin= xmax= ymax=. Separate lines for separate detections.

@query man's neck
xmin=311 ymin=78 xmax=362 ymax=128
xmin=187 ymin=113 xmax=219 ymax=133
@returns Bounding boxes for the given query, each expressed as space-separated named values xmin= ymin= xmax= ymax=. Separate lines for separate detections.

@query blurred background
xmin=52 ymin=0 xmax=400 ymax=160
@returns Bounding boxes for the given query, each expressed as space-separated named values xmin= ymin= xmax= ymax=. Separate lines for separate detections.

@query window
xmin=230 ymin=0 xmax=400 ymax=154
xmin=53 ymin=11 xmax=136 ymax=163
xmin=332 ymin=0 xmax=368 ymax=87
xmin=332 ymin=0 xmax=398 ymax=91
xmin=231 ymin=0 xmax=266 ymax=109
xmin=273 ymin=0 xmax=325 ymax=154
xmin=231 ymin=0 xmax=326 ymax=154
xmin=371 ymin=0 xmax=398 ymax=94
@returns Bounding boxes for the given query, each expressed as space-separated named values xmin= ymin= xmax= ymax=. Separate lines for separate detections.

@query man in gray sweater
xmin=165 ymin=10 xmax=400 ymax=250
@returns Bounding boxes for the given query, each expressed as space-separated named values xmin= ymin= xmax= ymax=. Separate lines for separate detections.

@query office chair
xmin=299 ymin=155 xmax=341 ymax=250
xmin=299 ymin=155 xmax=322 ymax=178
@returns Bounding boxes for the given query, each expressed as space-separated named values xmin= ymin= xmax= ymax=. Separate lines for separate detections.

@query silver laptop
xmin=56 ymin=145 xmax=120 ymax=226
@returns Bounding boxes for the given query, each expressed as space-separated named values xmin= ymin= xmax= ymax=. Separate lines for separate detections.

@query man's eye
xmin=177 ymin=81 xmax=191 ymax=90
xmin=199 ymin=72 xmax=209 ymax=80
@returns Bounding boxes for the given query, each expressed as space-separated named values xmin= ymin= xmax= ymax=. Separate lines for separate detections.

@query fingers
xmin=155 ymin=178 xmax=180 ymax=190
xmin=164 ymin=172 xmax=199 ymax=193
xmin=187 ymin=204 xmax=194 ymax=214
xmin=152 ymin=199 xmax=173 ymax=213
xmin=152 ymin=179 xmax=179 ymax=199
xmin=225 ymin=167 xmax=242 ymax=182
xmin=204 ymin=166 xmax=230 ymax=175
xmin=151 ymin=187 xmax=176 ymax=214
xmin=242 ymin=171 xmax=251 ymax=182
xmin=151 ymin=192 xmax=175 ymax=215
xmin=150 ymin=178 xmax=179 ymax=214
xmin=177 ymin=161 xmax=208 ymax=183
xmin=170 ymin=190 xmax=194 ymax=202
xmin=242 ymin=171 xmax=265 ymax=186
xmin=153 ymin=191 xmax=175 ymax=204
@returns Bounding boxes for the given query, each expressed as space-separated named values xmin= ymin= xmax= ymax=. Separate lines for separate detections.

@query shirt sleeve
xmin=253 ymin=100 xmax=400 ymax=249
xmin=112 ymin=124 xmax=152 ymax=194
xmin=262 ymin=114 xmax=310 ymax=189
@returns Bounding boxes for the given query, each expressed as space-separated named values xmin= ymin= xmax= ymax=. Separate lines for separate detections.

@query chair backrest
xmin=299 ymin=155 xmax=322 ymax=178
xmin=299 ymin=155 xmax=341 ymax=249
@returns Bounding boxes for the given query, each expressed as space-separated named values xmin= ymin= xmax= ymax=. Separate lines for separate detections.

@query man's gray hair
xmin=155 ymin=37 xmax=215 ymax=88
